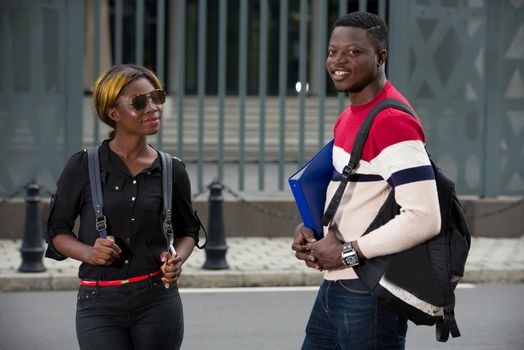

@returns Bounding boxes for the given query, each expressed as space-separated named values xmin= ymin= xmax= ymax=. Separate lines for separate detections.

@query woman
xmin=46 ymin=64 xmax=201 ymax=349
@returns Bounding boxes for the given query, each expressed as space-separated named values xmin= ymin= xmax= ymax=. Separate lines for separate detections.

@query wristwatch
xmin=341 ymin=242 xmax=360 ymax=268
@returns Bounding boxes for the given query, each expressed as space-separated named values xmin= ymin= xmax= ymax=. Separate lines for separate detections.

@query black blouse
xmin=46 ymin=140 xmax=200 ymax=280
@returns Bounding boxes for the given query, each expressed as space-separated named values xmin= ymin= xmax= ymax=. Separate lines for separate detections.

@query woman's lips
xmin=143 ymin=117 xmax=160 ymax=126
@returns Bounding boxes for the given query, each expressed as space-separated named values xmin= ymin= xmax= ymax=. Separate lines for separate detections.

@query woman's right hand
xmin=86 ymin=236 xmax=122 ymax=265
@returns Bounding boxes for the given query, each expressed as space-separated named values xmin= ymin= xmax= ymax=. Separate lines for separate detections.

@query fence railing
xmin=1 ymin=0 xmax=522 ymax=198
xmin=84 ymin=0 xmax=385 ymax=191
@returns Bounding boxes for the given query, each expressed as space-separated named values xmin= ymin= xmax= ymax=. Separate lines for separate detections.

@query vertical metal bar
xmin=359 ymin=0 xmax=367 ymax=12
xmin=278 ymin=0 xmax=288 ymax=190
xmin=238 ymin=0 xmax=248 ymax=190
xmin=30 ymin=5 xmax=42 ymax=100
xmin=378 ymin=0 xmax=387 ymax=19
xmin=176 ymin=0 xmax=187 ymax=159
xmin=135 ymin=0 xmax=144 ymax=65
xmin=93 ymin=0 xmax=101 ymax=145
xmin=483 ymin=1 xmax=502 ymax=197
xmin=217 ymin=0 xmax=227 ymax=182
xmin=114 ymin=0 xmax=123 ymax=64
xmin=1 ymin=3 xmax=11 ymax=93
xmin=317 ymin=0 xmax=327 ymax=149
xmin=388 ymin=0 xmax=409 ymax=93
xmin=156 ymin=0 xmax=165 ymax=147
xmin=337 ymin=0 xmax=348 ymax=114
xmin=197 ymin=0 xmax=207 ymax=190
xmin=298 ymin=0 xmax=308 ymax=164
xmin=258 ymin=0 xmax=268 ymax=190
xmin=65 ymin=0 xmax=84 ymax=158
xmin=338 ymin=0 xmax=348 ymax=15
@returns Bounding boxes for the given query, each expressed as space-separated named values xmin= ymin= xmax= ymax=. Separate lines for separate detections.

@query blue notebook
xmin=288 ymin=139 xmax=334 ymax=239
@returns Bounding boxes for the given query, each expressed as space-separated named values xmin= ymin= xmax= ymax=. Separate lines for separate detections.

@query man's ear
xmin=377 ymin=48 xmax=388 ymax=66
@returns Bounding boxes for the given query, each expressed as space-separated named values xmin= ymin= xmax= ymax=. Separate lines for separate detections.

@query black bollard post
xmin=18 ymin=180 xmax=46 ymax=272
xmin=202 ymin=180 xmax=229 ymax=270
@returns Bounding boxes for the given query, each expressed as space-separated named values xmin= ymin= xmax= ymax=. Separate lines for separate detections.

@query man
xmin=291 ymin=12 xmax=441 ymax=349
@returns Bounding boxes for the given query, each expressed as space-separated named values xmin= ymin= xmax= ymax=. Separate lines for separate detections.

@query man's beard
xmin=337 ymin=72 xmax=377 ymax=94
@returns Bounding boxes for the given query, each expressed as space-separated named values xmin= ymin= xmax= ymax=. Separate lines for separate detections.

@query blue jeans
xmin=302 ymin=279 xmax=408 ymax=350
xmin=76 ymin=275 xmax=183 ymax=350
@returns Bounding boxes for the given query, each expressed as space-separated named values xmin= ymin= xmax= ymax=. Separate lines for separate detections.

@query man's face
xmin=326 ymin=26 xmax=380 ymax=94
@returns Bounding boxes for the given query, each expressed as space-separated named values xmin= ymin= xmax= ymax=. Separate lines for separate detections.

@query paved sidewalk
xmin=1 ymin=236 xmax=523 ymax=292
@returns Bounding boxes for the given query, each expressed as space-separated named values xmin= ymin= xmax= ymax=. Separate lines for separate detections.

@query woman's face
xmin=110 ymin=77 xmax=163 ymax=137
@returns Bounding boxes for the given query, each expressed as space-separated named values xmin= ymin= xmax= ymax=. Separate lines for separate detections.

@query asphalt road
xmin=1 ymin=284 xmax=523 ymax=350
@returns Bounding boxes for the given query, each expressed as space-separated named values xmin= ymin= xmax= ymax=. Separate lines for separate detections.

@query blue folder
xmin=288 ymin=139 xmax=334 ymax=239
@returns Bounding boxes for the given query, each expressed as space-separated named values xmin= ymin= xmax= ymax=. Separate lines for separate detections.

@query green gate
xmin=0 ymin=0 xmax=83 ymax=197
xmin=1 ymin=0 xmax=522 ymax=198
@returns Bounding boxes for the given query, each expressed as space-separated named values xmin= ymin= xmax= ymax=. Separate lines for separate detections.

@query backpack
xmin=86 ymin=148 xmax=177 ymax=251
xmin=45 ymin=147 xmax=206 ymax=261
xmin=322 ymin=98 xmax=471 ymax=342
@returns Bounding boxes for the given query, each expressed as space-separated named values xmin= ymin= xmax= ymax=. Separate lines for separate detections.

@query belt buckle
xmin=121 ymin=279 xmax=129 ymax=285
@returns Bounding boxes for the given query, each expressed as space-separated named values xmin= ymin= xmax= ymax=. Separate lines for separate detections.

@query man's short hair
xmin=334 ymin=11 xmax=388 ymax=51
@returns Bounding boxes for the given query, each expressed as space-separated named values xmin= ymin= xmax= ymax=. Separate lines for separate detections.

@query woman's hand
xmin=160 ymin=252 xmax=183 ymax=287
xmin=86 ymin=235 xmax=122 ymax=266
xmin=51 ymin=233 xmax=122 ymax=266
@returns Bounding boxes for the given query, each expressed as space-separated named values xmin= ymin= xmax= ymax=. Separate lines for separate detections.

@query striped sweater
xmin=324 ymin=81 xmax=441 ymax=281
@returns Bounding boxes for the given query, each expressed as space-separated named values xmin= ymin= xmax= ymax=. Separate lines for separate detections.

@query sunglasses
xmin=116 ymin=89 xmax=166 ymax=111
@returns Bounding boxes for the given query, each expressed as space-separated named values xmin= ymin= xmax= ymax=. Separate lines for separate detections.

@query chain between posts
xmin=193 ymin=181 xmax=300 ymax=221
xmin=193 ymin=181 xmax=524 ymax=222
xmin=1 ymin=181 xmax=521 ymax=221
xmin=464 ymin=197 xmax=524 ymax=220
xmin=0 ymin=184 xmax=54 ymax=204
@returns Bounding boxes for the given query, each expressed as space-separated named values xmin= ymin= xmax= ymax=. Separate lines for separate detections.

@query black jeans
xmin=76 ymin=275 xmax=183 ymax=350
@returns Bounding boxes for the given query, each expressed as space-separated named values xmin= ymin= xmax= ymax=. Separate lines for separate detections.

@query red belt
xmin=79 ymin=271 xmax=161 ymax=287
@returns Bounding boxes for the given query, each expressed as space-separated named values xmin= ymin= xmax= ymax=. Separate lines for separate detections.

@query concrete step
xmin=79 ymin=95 xmax=344 ymax=156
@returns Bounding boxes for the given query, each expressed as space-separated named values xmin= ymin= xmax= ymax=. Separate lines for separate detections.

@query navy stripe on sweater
xmin=387 ymin=165 xmax=435 ymax=187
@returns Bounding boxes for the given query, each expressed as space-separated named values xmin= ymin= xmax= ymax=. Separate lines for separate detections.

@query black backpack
xmin=322 ymin=98 xmax=471 ymax=342
xmin=45 ymin=147 xmax=206 ymax=261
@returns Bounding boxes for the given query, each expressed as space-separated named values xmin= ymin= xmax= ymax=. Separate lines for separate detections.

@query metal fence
xmin=1 ymin=0 xmax=523 ymax=198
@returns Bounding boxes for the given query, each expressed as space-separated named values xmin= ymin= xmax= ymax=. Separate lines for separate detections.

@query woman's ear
xmin=108 ymin=109 xmax=119 ymax=122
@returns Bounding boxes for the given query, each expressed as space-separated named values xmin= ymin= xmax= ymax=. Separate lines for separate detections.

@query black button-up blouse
xmin=46 ymin=140 xmax=200 ymax=280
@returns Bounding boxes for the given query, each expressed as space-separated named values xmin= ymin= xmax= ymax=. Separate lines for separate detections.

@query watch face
xmin=345 ymin=254 xmax=359 ymax=266
xmin=342 ymin=243 xmax=359 ymax=267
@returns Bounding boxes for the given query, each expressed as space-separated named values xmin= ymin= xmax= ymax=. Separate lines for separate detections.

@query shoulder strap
xmin=87 ymin=147 xmax=108 ymax=239
xmin=158 ymin=151 xmax=208 ymax=251
xmin=158 ymin=151 xmax=175 ymax=255
xmin=321 ymin=98 xmax=416 ymax=227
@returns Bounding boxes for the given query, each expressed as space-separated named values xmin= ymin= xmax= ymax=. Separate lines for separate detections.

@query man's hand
xmin=160 ymin=252 xmax=183 ymax=286
xmin=309 ymin=224 xmax=344 ymax=270
xmin=86 ymin=235 xmax=122 ymax=266
xmin=291 ymin=223 xmax=322 ymax=270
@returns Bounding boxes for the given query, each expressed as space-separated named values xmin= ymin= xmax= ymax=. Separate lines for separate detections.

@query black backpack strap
xmin=87 ymin=147 xmax=108 ymax=239
xmin=159 ymin=150 xmax=176 ymax=256
xmin=158 ymin=151 xmax=207 ymax=251
xmin=436 ymin=297 xmax=461 ymax=341
xmin=193 ymin=210 xmax=208 ymax=249
xmin=321 ymin=98 xmax=416 ymax=227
